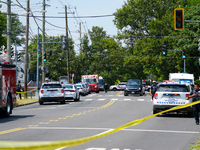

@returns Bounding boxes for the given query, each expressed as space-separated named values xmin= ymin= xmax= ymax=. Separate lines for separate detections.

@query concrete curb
xmin=16 ymin=101 xmax=38 ymax=107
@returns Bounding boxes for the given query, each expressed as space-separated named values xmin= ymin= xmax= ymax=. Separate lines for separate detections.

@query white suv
xmin=39 ymin=82 xmax=65 ymax=105
xmin=153 ymin=82 xmax=193 ymax=116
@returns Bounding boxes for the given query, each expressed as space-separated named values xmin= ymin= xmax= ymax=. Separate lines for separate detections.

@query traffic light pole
xmin=184 ymin=58 xmax=186 ymax=72
xmin=42 ymin=0 xmax=46 ymax=83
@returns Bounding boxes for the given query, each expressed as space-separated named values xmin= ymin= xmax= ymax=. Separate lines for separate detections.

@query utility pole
xmin=79 ymin=22 xmax=82 ymax=54
xmin=7 ymin=0 xmax=11 ymax=63
xmin=42 ymin=0 xmax=46 ymax=82
xmin=37 ymin=27 xmax=40 ymax=94
xmin=65 ymin=5 xmax=70 ymax=83
xmin=24 ymin=0 xmax=29 ymax=98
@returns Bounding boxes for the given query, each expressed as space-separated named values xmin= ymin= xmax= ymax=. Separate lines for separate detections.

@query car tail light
xmin=41 ymin=90 xmax=44 ymax=94
xmin=186 ymin=94 xmax=190 ymax=100
xmin=61 ymin=89 xmax=64 ymax=93
xmin=71 ymin=90 xmax=75 ymax=92
xmin=81 ymin=87 xmax=82 ymax=89
xmin=154 ymin=93 xmax=158 ymax=99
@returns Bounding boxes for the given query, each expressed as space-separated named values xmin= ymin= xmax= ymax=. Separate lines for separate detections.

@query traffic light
xmin=43 ymin=52 xmax=46 ymax=62
xmin=11 ymin=46 xmax=15 ymax=57
xmin=182 ymin=49 xmax=186 ymax=58
xmin=161 ymin=44 xmax=167 ymax=56
xmin=174 ymin=8 xmax=184 ymax=30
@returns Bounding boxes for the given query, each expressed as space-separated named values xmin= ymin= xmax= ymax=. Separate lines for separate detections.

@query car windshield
xmin=157 ymin=85 xmax=189 ymax=92
xmin=42 ymin=84 xmax=61 ymax=89
xmin=172 ymin=79 xmax=193 ymax=84
xmin=83 ymin=78 xmax=96 ymax=83
xmin=99 ymin=79 xmax=104 ymax=85
xmin=62 ymin=85 xmax=73 ymax=89
xmin=119 ymin=84 xmax=126 ymax=86
xmin=127 ymin=80 xmax=140 ymax=86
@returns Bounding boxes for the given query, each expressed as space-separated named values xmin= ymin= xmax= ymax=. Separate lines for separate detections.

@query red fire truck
xmin=0 ymin=62 xmax=16 ymax=117
xmin=82 ymin=75 xmax=99 ymax=93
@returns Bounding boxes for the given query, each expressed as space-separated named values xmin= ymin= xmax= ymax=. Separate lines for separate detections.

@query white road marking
xmin=98 ymin=99 xmax=105 ymax=101
xmin=85 ymin=99 xmax=93 ymax=101
xmin=111 ymin=99 xmax=118 ymax=101
xmin=85 ymin=148 xmax=106 ymax=150
xmin=87 ymin=94 xmax=96 ymax=97
xmin=55 ymin=147 xmax=67 ymax=150
xmin=96 ymin=129 xmax=114 ymax=136
xmin=124 ymin=99 xmax=131 ymax=101
xmin=29 ymin=127 xmax=199 ymax=134
xmin=137 ymin=99 xmax=144 ymax=101
xmin=118 ymin=95 xmax=123 ymax=97
xmin=97 ymin=95 xmax=103 ymax=97
xmin=108 ymin=95 xmax=114 ymax=96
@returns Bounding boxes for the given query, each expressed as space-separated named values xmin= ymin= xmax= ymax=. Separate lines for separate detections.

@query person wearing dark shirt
xmin=189 ymin=84 xmax=200 ymax=125
xmin=150 ymin=81 xmax=158 ymax=101
xmin=16 ymin=80 xmax=22 ymax=99
xmin=104 ymin=83 xmax=108 ymax=93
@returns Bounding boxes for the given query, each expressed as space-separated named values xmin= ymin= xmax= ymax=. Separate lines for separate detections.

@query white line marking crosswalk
xmin=111 ymin=99 xmax=118 ymax=101
xmin=98 ymin=99 xmax=105 ymax=101
xmin=85 ymin=99 xmax=93 ymax=101
xmin=137 ymin=99 xmax=144 ymax=101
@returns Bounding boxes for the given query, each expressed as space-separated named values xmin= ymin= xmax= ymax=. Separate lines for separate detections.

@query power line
xmin=0 ymin=0 xmax=185 ymax=18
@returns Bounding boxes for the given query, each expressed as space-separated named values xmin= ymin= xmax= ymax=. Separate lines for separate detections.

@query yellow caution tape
xmin=0 ymin=100 xmax=199 ymax=150
xmin=16 ymin=88 xmax=37 ymax=94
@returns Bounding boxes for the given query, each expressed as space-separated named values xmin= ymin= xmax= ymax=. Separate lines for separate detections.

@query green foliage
xmin=114 ymin=80 xmax=120 ymax=85
xmin=28 ymin=35 xmax=75 ymax=81
xmin=194 ymin=79 xmax=200 ymax=85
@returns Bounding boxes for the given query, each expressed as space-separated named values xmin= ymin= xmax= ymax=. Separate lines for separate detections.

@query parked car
xmin=124 ymin=80 xmax=145 ymax=96
xmin=39 ymin=82 xmax=65 ymax=105
xmin=62 ymin=84 xmax=80 ymax=102
xmin=75 ymin=83 xmax=87 ymax=96
xmin=142 ymin=84 xmax=151 ymax=91
xmin=110 ymin=83 xmax=127 ymax=91
xmin=83 ymin=82 xmax=91 ymax=94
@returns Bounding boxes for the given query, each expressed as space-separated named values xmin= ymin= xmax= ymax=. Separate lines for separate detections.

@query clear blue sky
xmin=0 ymin=0 xmax=125 ymax=52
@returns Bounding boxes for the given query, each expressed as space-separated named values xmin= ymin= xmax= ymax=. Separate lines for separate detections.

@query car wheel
xmin=187 ymin=111 xmax=193 ymax=117
xmin=60 ymin=99 xmax=65 ymax=104
xmin=96 ymin=90 xmax=99 ymax=93
xmin=3 ymin=96 xmax=11 ymax=117
xmin=124 ymin=92 xmax=128 ymax=96
xmin=39 ymin=98 xmax=43 ymax=105
xmin=140 ymin=91 xmax=143 ymax=96
xmin=153 ymin=107 xmax=158 ymax=115
xmin=113 ymin=88 xmax=117 ymax=91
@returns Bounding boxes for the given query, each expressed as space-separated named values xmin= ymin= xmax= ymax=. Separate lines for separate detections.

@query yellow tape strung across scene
xmin=0 ymin=100 xmax=200 ymax=150
xmin=16 ymin=88 xmax=37 ymax=94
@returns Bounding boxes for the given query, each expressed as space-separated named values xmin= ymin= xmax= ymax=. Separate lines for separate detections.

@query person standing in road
xmin=16 ymin=80 xmax=22 ymax=100
xmin=150 ymin=81 xmax=158 ymax=101
xmin=189 ymin=84 xmax=200 ymax=125
xmin=104 ymin=83 xmax=108 ymax=93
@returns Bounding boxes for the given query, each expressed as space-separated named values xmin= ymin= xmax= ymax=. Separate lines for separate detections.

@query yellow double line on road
xmin=0 ymin=92 xmax=120 ymax=138
xmin=0 ymin=93 xmax=199 ymax=150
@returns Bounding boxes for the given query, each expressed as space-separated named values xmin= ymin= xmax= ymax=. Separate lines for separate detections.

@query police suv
xmin=153 ymin=81 xmax=193 ymax=116
xmin=39 ymin=82 xmax=65 ymax=105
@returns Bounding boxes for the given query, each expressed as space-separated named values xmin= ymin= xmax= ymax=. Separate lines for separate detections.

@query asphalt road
xmin=0 ymin=91 xmax=200 ymax=150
